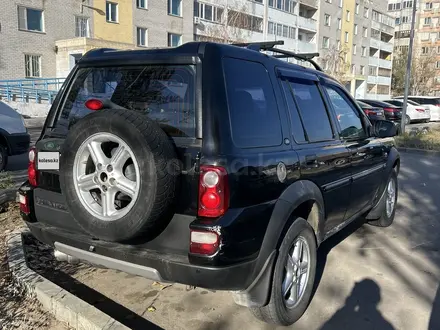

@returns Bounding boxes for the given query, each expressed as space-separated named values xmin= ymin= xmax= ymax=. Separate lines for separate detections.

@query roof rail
xmin=231 ymin=40 xmax=323 ymax=72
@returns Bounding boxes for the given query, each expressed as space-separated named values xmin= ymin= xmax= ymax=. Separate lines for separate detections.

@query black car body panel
xmin=19 ymin=41 xmax=400 ymax=309
xmin=357 ymin=99 xmax=402 ymax=122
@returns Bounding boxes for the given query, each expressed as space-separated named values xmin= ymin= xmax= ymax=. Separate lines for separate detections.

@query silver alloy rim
xmin=282 ymin=236 xmax=311 ymax=309
xmin=73 ymin=133 xmax=140 ymax=221
xmin=386 ymin=178 xmax=396 ymax=218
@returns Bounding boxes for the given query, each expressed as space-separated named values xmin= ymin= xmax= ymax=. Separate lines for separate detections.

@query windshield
xmin=55 ymin=65 xmax=196 ymax=137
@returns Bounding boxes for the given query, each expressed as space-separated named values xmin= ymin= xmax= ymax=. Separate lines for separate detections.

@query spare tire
xmin=59 ymin=109 xmax=181 ymax=242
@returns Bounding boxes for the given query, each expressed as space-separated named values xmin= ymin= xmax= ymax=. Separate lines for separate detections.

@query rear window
xmin=416 ymin=98 xmax=440 ymax=105
xmin=55 ymin=65 xmax=196 ymax=137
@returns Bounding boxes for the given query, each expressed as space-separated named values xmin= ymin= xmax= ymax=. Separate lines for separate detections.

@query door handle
xmin=305 ymin=154 xmax=319 ymax=167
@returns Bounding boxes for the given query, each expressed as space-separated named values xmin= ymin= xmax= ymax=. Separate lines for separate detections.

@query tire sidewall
xmin=0 ymin=144 xmax=7 ymax=172
xmin=380 ymin=169 xmax=398 ymax=226
xmin=270 ymin=218 xmax=317 ymax=325
xmin=60 ymin=110 xmax=178 ymax=242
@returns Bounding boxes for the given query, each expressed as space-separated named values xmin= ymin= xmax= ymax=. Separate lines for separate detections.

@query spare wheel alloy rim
xmin=73 ymin=132 xmax=141 ymax=221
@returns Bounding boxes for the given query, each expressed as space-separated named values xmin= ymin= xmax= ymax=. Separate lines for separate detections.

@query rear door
xmin=322 ymin=80 xmax=387 ymax=220
xmin=278 ymin=69 xmax=352 ymax=233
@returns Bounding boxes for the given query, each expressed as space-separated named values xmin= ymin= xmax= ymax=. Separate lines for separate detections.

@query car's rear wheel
xmin=60 ymin=109 xmax=181 ymax=242
xmin=250 ymin=218 xmax=317 ymax=326
xmin=0 ymin=144 xmax=7 ymax=172
xmin=368 ymin=170 xmax=398 ymax=227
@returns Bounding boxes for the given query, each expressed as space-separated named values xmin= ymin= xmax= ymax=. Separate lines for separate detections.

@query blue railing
xmin=0 ymin=78 xmax=66 ymax=104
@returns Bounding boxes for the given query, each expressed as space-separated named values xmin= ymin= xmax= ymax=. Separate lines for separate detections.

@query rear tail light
xmin=198 ymin=165 xmax=229 ymax=218
xmin=416 ymin=108 xmax=425 ymax=112
xmin=28 ymin=147 xmax=38 ymax=186
xmin=19 ymin=193 xmax=30 ymax=214
xmin=190 ymin=230 xmax=220 ymax=255
xmin=384 ymin=107 xmax=398 ymax=113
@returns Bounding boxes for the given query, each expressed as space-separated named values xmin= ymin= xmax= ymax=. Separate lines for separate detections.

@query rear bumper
xmin=18 ymin=183 xmax=276 ymax=307
xmin=7 ymin=132 xmax=30 ymax=155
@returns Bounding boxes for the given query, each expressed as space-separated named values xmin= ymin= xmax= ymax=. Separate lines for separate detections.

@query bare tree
xmin=319 ymin=44 xmax=351 ymax=84
xmin=392 ymin=46 xmax=438 ymax=96
xmin=196 ymin=1 xmax=262 ymax=44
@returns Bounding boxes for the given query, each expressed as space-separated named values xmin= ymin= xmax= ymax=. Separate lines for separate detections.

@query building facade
xmin=193 ymin=0 xmax=318 ymax=55
xmin=0 ymin=0 xmax=193 ymax=79
xmin=318 ymin=0 xmax=394 ymax=100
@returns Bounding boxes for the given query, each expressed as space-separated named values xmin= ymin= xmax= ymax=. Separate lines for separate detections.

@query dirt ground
xmin=0 ymin=205 xmax=68 ymax=330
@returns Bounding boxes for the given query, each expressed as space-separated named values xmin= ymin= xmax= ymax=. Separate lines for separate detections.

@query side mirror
xmin=371 ymin=120 xmax=398 ymax=138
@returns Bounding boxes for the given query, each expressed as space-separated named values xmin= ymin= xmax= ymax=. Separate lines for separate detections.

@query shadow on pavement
xmin=319 ymin=279 xmax=395 ymax=330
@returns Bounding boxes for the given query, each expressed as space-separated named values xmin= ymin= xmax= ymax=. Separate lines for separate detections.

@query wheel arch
xmin=0 ymin=129 xmax=11 ymax=154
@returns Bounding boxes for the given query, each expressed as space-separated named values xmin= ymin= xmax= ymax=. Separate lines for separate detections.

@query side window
xmin=280 ymin=80 xmax=307 ymax=143
xmin=324 ymin=85 xmax=367 ymax=140
xmin=289 ymin=80 xmax=334 ymax=142
xmin=223 ymin=57 xmax=282 ymax=148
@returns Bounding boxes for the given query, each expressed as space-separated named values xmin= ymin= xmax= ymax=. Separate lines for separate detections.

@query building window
xmin=355 ymin=3 xmax=359 ymax=14
xmin=362 ymin=46 xmax=367 ymax=56
xmin=436 ymin=61 xmax=440 ymax=69
xmin=360 ymin=65 xmax=365 ymax=75
xmin=353 ymin=44 xmax=357 ymax=54
xmin=425 ymin=17 xmax=432 ymax=25
xmin=137 ymin=0 xmax=147 ymax=9
xmin=137 ymin=27 xmax=148 ymax=46
xmin=106 ymin=2 xmax=118 ymax=22
xmin=422 ymin=46 xmax=429 ymax=55
xmin=426 ymin=2 xmax=433 ymax=10
xmin=338 ymin=18 xmax=342 ymax=30
xmin=269 ymin=21 xmax=295 ymax=39
xmin=339 ymin=0 xmax=343 ymax=8
xmin=346 ymin=10 xmax=350 ymax=21
xmin=168 ymin=0 xmax=182 ymax=16
xmin=18 ymin=7 xmax=44 ymax=32
xmin=194 ymin=2 xmax=224 ymax=23
xmin=395 ymin=17 xmax=401 ymax=25
xmin=369 ymin=66 xmax=377 ymax=76
xmin=75 ymin=16 xmax=89 ymax=37
xmin=351 ymin=64 xmax=356 ymax=74
xmin=363 ymin=27 xmax=368 ymax=37
xmin=345 ymin=31 xmax=349 ymax=43
xmin=168 ymin=33 xmax=182 ymax=47
xmin=322 ymin=37 xmax=330 ymax=49
xmin=268 ymin=0 xmax=295 ymax=13
xmin=324 ymin=14 xmax=331 ymax=26
xmin=25 ymin=54 xmax=41 ymax=78
xmin=364 ymin=7 xmax=369 ymax=18
xmin=354 ymin=24 xmax=358 ymax=35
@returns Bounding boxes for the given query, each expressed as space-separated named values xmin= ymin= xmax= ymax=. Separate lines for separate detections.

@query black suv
xmin=18 ymin=41 xmax=400 ymax=326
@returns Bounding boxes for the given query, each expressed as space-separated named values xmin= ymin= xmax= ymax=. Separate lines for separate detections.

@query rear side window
xmin=289 ymin=80 xmax=334 ymax=142
xmin=223 ymin=57 xmax=282 ymax=148
xmin=418 ymin=98 xmax=440 ymax=105
xmin=55 ymin=65 xmax=196 ymax=137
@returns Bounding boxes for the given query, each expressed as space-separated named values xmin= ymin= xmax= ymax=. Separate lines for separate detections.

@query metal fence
xmin=0 ymin=78 xmax=66 ymax=104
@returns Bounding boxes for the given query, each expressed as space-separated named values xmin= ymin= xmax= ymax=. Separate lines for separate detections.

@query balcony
xmin=296 ymin=40 xmax=317 ymax=53
xmin=299 ymin=0 xmax=318 ymax=9
xmin=370 ymin=38 xmax=393 ymax=53
xmin=367 ymin=75 xmax=392 ymax=85
xmin=297 ymin=16 xmax=317 ymax=32
xmin=369 ymin=57 xmax=393 ymax=69
xmin=371 ymin=20 xmax=395 ymax=35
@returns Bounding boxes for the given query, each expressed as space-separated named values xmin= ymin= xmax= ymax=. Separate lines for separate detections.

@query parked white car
xmin=0 ymin=101 xmax=31 ymax=171
xmin=384 ymin=99 xmax=431 ymax=124
xmin=393 ymin=96 xmax=440 ymax=122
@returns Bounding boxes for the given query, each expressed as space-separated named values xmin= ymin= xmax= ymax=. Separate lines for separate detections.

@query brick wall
xmin=0 ymin=0 xmax=94 ymax=80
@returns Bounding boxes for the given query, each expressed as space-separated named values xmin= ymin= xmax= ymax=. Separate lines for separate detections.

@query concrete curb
xmin=6 ymin=230 xmax=130 ymax=330
xmin=398 ymin=147 xmax=440 ymax=157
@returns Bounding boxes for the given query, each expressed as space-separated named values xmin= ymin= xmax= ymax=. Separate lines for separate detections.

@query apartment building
xmin=387 ymin=0 xmax=418 ymax=52
xmin=193 ymin=0 xmax=318 ymax=55
xmin=318 ymin=0 xmax=394 ymax=100
xmin=0 ymin=0 xmax=193 ymax=79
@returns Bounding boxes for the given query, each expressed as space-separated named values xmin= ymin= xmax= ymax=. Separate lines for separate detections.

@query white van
xmin=393 ymin=96 xmax=440 ymax=121
xmin=0 ymin=101 xmax=31 ymax=171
